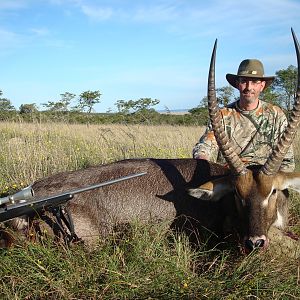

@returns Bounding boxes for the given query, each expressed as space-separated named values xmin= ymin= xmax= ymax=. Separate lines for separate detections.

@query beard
xmin=240 ymin=89 xmax=259 ymax=104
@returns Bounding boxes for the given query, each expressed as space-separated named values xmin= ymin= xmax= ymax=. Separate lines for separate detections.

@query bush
xmin=3 ymin=110 xmax=209 ymax=126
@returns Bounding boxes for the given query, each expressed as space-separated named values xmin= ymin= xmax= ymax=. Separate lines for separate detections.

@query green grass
xmin=289 ymin=190 xmax=300 ymax=236
xmin=0 ymin=222 xmax=299 ymax=299
xmin=0 ymin=121 xmax=299 ymax=299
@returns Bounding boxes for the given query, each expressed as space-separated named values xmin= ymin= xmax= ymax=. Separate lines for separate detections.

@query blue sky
xmin=0 ymin=0 xmax=300 ymax=112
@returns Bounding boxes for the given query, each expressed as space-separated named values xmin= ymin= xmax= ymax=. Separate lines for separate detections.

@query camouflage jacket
xmin=193 ymin=100 xmax=295 ymax=172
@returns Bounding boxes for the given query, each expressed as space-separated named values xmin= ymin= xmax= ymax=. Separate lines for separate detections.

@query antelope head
xmin=189 ymin=29 xmax=300 ymax=252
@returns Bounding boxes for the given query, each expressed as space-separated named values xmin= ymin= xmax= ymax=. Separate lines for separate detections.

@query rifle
xmin=0 ymin=172 xmax=147 ymax=243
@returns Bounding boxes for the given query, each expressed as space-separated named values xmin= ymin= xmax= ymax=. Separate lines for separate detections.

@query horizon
xmin=0 ymin=0 xmax=300 ymax=112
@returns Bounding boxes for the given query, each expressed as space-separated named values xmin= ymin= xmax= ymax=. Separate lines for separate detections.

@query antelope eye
xmin=271 ymin=189 xmax=277 ymax=195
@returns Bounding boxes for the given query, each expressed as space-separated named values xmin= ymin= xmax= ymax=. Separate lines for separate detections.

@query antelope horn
xmin=207 ymin=39 xmax=248 ymax=176
xmin=261 ymin=28 xmax=300 ymax=175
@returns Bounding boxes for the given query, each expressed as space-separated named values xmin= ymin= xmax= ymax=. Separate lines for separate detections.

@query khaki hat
xmin=226 ymin=59 xmax=275 ymax=89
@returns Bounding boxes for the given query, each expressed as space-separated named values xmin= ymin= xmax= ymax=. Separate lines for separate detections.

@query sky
xmin=0 ymin=0 xmax=300 ymax=113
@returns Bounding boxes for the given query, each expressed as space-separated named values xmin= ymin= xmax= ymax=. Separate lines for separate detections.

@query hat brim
xmin=226 ymin=74 xmax=275 ymax=89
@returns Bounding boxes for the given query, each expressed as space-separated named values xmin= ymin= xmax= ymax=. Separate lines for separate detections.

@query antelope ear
xmin=188 ymin=176 xmax=233 ymax=201
xmin=277 ymin=172 xmax=300 ymax=193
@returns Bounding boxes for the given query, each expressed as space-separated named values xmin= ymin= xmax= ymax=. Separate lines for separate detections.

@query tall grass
xmin=0 ymin=121 xmax=203 ymax=193
xmin=0 ymin=121 xmax=299 ymax=299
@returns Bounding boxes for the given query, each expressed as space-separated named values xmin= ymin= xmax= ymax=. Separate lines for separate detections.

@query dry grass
xmin=0 ymin=121 xmax=204 ymax=192
xmin=1 ymin=120 xmax=300 ymax=191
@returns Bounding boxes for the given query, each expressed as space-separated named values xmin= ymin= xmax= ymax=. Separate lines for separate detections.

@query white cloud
xmin=81 ymin=4 xmax=113 ymax=21
xmin=133 ymin=3 xmax=179 ymax=23
xmin=0 ymin=0 xmax=28 ymax=10
xmin=42 ymin=0 xmax=300 ymax=35
xmin=0 ymin=28 xmax=25 ymax=51
xmin=30 ymin=27 xmax=50 ymax=37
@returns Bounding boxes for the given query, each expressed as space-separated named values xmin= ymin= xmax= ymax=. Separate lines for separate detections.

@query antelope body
xmin=31 ymin=157 xmax=300 ymax=251
xmin=32 ymin=158 xmax=231 ymax=242
xmin=8 ymin=29 xmax=300 ymax=252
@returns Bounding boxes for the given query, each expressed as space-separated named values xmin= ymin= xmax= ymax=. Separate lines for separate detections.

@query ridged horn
xmin=261 ymin=28 xmax=300 ymax=175
xmin=207 ymin=39 xmax=248 ymax=176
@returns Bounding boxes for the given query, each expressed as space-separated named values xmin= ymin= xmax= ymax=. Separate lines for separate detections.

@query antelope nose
xmin=245 ymin=239 xmax=255 ymax=251
xmin=255 ymin=239 xmax=265 ymax=248
xmin=245 ymin=239 xmax=265 ymax=251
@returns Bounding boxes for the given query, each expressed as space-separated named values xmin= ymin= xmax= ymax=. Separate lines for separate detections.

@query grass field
xmin=0 ymin=122 xmax=203 ymax=192
xmin=0 ymin=121 xmax=299 ymax=299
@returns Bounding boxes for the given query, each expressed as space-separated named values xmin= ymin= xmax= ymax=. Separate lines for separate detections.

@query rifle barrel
xmin=55 ymin=171 xmax=147 ymax=198
xmin=0 ymin=171 xmax=147 ymax=222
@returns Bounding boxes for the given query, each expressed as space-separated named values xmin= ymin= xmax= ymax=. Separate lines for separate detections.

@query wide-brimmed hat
xmin=226 ymin=59 xmax=275 ymax=89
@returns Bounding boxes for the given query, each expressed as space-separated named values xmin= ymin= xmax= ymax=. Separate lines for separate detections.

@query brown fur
xmin=29 ymin=158 xmax=290 ymax=250
xmin=32 ymin=158 xmax=231 ymax=243
xmin=235 ymin=169 xmax=289 ymax=239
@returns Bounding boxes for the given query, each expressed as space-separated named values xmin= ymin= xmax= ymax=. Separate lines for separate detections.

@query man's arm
xmin=192 ymin=124 xmax=219 ymax=162
xmin=280 ymin=146 xmax=295 ymax=172
xmin=274 ymin=105 xmax=296 ymax=172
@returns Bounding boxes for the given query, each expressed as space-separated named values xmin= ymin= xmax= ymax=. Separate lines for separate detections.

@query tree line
xmin=0 ymin=64 xmax=297 ymax=126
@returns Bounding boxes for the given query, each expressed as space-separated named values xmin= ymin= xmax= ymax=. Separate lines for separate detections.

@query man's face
xmin=237 ymin=77 xmax=266 ymax=105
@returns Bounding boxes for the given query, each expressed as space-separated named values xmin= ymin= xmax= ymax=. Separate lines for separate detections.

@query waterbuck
xmin=9 ymin=29 xmax=300 ymax=253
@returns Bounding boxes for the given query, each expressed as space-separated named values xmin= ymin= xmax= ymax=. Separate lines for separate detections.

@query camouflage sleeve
xmin=280 ymin=146 xmax=295 ymax=172
xmin=192 ymin=123 xmax=219 ymax=162
xmin=275 ymin=108 xmax=295 ymax=172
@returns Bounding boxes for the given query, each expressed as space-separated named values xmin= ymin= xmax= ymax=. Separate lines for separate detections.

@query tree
xmin=0 ymin=91 xmax=15 ymax=111
xmin=19 ymin=103 xmax=38 ymax=114
xmin=42 ymin=92 xmax=76 ymax=112
xmin=198 ymin=96 xmax=208 ymax=108
xmin=260 ymin=86 xmax=281 ymax=106
xmin=115 ymin=98 xmax=159 ymax=114
xmin=76 ymin=90 xmax=102 ymax=113
xmin=131 ymin=98 xmax=160 ymax=123
xmin=115 ymin=99 xmax=136 ymax=114
xmin=216 ymin=86 xmax=236 ymax=106
xmin=133 ymin=98 xmax=160 ymax=112
xmin=59 ymin=92 xmax=76 ymax=111
xmin=42 ymin=100 xmax=64 ymax=112
xmin=114 ymin=98 xmax=160 ymax=123
xmin=272 ymin=65 xmax=297 ymax=111
xmin=194 ymin=86 xmax=236 ymax=110
xmin=0 ymin=99 xmax=15 ymax=111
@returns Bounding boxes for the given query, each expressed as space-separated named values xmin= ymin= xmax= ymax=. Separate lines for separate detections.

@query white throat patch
xmin=272 ymin=210 xmax=284 ymax=229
